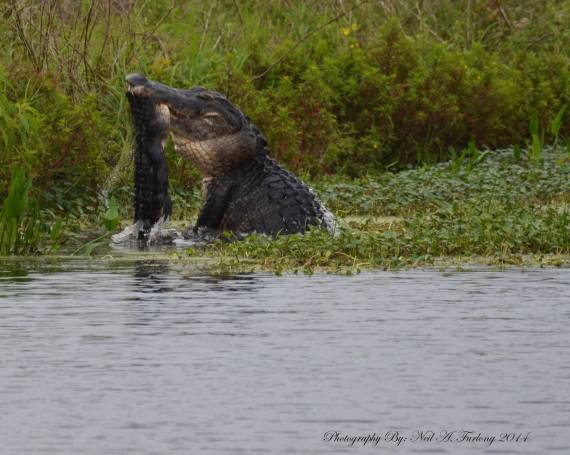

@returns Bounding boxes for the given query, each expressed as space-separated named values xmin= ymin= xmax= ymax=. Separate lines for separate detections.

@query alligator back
xmin=214 ymin=155 xmax=335 ymax=235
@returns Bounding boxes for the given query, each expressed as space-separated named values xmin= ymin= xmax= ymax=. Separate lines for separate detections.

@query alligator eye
xmin=203 ymin=111 xmax=221 ymax=118
xmin=197 ymin=93 xmax=214 ymax=101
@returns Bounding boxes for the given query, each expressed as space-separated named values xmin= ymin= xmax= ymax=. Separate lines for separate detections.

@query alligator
xmin=111 ymin=87 xmax=173 ymax=243
xmin=112 ymin=74 xmax=335 ymax=243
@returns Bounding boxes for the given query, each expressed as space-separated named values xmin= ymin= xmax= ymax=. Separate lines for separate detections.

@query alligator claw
xmin=111 ymin=218 xmax=181 ymax=245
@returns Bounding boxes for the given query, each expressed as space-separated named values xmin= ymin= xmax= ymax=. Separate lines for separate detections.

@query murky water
xmin=0 ymin=261 xmax=568 ymax=454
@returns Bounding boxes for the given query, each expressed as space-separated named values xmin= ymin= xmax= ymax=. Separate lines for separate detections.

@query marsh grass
xmin=0 ymin=167 xmax=41 ymax=255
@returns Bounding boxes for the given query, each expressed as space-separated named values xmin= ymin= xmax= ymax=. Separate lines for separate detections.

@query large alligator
xmin=112 ymin=74 xmax=335 ymax=243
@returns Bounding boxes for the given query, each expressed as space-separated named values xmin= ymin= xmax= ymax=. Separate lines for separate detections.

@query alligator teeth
xmin=127 ymin=85 xmax=148 ymax=96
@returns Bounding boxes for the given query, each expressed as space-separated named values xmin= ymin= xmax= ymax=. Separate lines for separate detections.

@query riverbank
xmin=1 ymin=250 xmax=569 ymax=278
xmin=2 ymin=147 xmax=568 ymax=274
xmin=202 ymin=147 xmax=569 ymax=273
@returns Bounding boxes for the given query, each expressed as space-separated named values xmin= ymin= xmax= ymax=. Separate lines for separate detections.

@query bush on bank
xmin=0 ymin=0 xmax=569 ymax=211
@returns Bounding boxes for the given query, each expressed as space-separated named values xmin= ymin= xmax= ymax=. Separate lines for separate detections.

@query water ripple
xmin=0 ymin=262 xmax=568 ymax=454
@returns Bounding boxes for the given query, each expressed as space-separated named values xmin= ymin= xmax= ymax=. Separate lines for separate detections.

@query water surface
xmin=1 ymin=261 xmax=568 ymax=454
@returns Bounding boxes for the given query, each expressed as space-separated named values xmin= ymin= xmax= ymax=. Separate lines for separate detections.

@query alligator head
xmin=126 ymin=73 xmax=259 ymax=177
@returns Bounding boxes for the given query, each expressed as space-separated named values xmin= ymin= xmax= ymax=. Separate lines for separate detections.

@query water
xmin=0 ymin=261 xmax=568 ymax=454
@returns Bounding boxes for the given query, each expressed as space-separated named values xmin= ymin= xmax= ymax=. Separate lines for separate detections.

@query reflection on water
xmin=132 ymin=261 xmax=174 ymax=295
xmin=0 ymin=261 xmax=568 ymax=454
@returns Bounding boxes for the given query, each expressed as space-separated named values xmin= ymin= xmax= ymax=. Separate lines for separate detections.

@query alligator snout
xmin=126 ymin=73 xmax=152 ymax=97
xmin=125 ymin=73 xmax=183 ymax=103
xmin=126 ymin=73 xmax=148 ymax=87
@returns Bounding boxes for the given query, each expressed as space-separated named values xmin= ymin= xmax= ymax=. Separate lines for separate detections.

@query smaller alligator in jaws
xmin=112 ymin=74 xmax=335 ymax=244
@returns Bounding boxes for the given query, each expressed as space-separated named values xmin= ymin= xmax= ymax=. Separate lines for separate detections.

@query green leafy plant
xmin=550 ymin=105 xmax=567 ymax=150
xmin=450 ymin=141 xmax=489 ymax=174
xmin=2 ymin=0 xmax=570 ymax=193
xmin=529 ymin=112 xmax=543 ymax=162
xmin=102 ymin=197 xmax=120 ymax=231
xmin=513 ymin=144 xmax=522 ymax=161
xmin=69 ymin=197 xmax=119 ymax=256
xmin=0 ymin=166 xmax=41 ymax=255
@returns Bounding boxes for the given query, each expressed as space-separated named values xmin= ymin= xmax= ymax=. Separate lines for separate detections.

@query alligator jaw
xmin=126 ymin=73 xmax=152 ymax=97
xmin=125 ymin=73 xmax=192 ymax=107
xmin=126 ymin=73 xmax=148 ymax=86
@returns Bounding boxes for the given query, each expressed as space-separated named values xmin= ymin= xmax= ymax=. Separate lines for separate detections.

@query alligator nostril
xmin=126 ymin=73 xmax=148 ymax=86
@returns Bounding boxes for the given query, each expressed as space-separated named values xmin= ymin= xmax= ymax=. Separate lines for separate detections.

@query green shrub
xmin=1 ymin=0 xmax=569 ymax=209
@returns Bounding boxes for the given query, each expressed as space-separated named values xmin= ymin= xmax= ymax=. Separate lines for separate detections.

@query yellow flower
xmin=351 ymin=23 xmax=358 ymax=31
xmin=341 ymin=27 xmax=350 ymax=36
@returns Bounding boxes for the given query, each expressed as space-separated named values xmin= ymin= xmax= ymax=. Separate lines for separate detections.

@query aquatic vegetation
xmin=206 ymin=148 xmax=570 ymax=272
xmin=316 ymin=147 xmax=570 ymax=217
xmin=529 ymin=112 xmax=543 ymax=163
xmin=550 ymin=105 xmax=567 ymax=150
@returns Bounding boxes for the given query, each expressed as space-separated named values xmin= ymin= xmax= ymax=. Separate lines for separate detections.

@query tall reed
xmin=0 ymin=166 xmax=41 ymax=255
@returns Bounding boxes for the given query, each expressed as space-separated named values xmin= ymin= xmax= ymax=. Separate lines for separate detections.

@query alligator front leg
xmin=184 ymin=179 xmax=231 ymax=239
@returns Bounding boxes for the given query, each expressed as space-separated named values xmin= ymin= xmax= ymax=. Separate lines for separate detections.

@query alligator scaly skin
xmin=126 ymin=92 xmax=170 ymax=237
